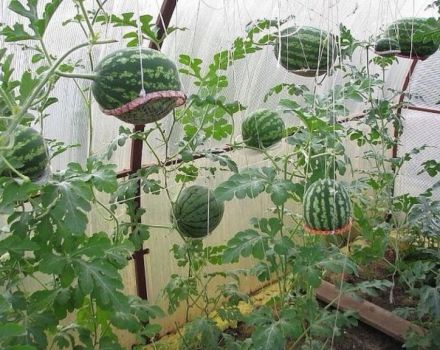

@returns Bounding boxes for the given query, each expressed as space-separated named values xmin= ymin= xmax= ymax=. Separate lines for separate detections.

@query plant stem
xmin=12 ymin=39 xmax=115 ymax=132
xmin=78 ymin=0 xmax=97 ymax=40
xmin=55 ymin=71 xmax=97 ymax=80
xmin=0 ymin=155 xmax=30 ymax=181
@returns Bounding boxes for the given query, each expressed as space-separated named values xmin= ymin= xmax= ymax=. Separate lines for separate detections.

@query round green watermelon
xmin=1 ymin=126 xmax=49 ymax=180
xmin=92 ymin=48 xmax=185 ymax=125
xmin=383 ymin=18 xmax=440 ymax=58
xmin=303 ymin=179 xmax=352 ymax=235
xmin=374 ymin=37 xmax=401 ymax=56
xmin=274 ymin=26 xmax=338 ymax=77
xmin=241 ymin=109 xmax=285 ymax=149
xmin=171 ymin=185 xmax=224 ymax=238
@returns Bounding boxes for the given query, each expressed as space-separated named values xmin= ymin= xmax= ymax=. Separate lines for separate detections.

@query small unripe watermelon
xmin=303 ymin=179 xmax=352 ymax=235
xmin=241 ymin=109 xmax=285 ymax=149
xmin=274 ymin=26 xmax=338 ymax=77
xmin=383 ymin=18 xmax=440 ymax=58
xmin=92 ymin=48 xmax=186 ymax=125
xmin=171 ymin=185 xmax=224 ymax=238
xmin=1 ymin=126 xmax=49 ymax=180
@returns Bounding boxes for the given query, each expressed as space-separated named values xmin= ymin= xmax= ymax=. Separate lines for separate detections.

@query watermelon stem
xmin=10 ymin=39 xmax=117 ymax=138
xmin=0 ymin=155 xmax=30 ymax=182
xmin=55 ymin=71 xmax=97 ymax=81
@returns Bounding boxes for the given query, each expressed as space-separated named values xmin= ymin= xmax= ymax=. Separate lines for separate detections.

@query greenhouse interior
xmin=1 ymin=0 xmax=440 ymax=349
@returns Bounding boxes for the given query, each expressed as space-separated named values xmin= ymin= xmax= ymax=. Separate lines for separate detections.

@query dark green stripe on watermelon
xmin=384 ymin=17 xmax=440 ymax=57
xmin=1 ymin=126 xmax=49 ymax=180
xmin=242 ymin=109 xmax=286 ymax=149
xmin=171 ymin=185 xmax=224 ymax=238
xmin=274 ymin=26 xmax=338 ymax=75
xmin=92 ymin=48 xmax=182 ymax=110
xmin=303 ymin=179 xmax=351 ymax=231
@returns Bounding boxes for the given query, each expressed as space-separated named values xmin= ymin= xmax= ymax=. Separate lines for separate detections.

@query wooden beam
xmin=316 ymin=280 xmax=425 ymax=343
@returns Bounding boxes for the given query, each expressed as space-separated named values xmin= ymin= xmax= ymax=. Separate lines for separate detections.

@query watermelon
xmin=303 ymin=179 xmax=351 ymax=235
xmin=374 ymin=37 xmax=401 ymax=56
xmin=92 ymin=48 xmax=186 ymax=125
xmin=379 ymin=18 xmax=440 ymax=59
xmin=241 ymin=109 xmax=285 ymax=149
xmin=274 ymin=26 xmax=338 ymax=77
xmin=1 ymin=126 xmax=49 ymax=180
xmin=171 ymin=185 xmax=224 ymax=238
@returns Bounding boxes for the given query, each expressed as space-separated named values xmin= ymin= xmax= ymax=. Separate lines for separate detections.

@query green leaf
xmin=175 ymin=164 xmax=198 ymax=183
xmin=419 ymin=286 xmax=440 ymax=319
xmin=41 ymin=179 xmax=92 ymax=235
xmin=18 ymin=71 xmax=38 ymax=103
xmin=223 ymin=229 xmax=268 ymax=263
xmin=0 ymin=322 xmax=25 ymax=337
xmin=215 ymin=167 xmax=274 ymax=202
xmin=0 ymin=23 xmax=36 ymax=41
xmin=248 ymin=306 xmax=302 ymax=350
xmin=74 ymin=259 xmax=128 ymax=311
xmin=206 ymin=152 xmax=238 ymax=173
xmin=86 ymin=159 xmax=118 ymax=193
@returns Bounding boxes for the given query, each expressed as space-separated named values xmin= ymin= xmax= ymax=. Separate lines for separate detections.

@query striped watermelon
xmin=241 ymin=109 xmax=285 ymax=149
xmin=1 ymin=126 xmax=49 ymax=180
xmin=274 ymin=26 xmax=338 ymax=77
xmin=92 ymin=48 xmax=185 ymax=125
xmin=171 ymin=185 xmax=224 ymax=238
xmin=303 ymin=179 xmax=352 ymax=235
xmin=374 ymin=37 xmax=401 ymax=56
xmin=381 ymin=18 xmax=440 ymax=58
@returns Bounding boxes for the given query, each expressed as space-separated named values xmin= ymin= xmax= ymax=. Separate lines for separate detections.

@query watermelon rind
xmin=241 ymin=109 xmax=286 ymax=149
xmin=92 ymin=47 xmax=185 ymax=124
xmin=1 ymin=126 xmax=49 ymax=181
xmin=303 ymin=179 xmax=352 ymax=234
xmin=274 ymin=26 xmax=339 ymax=77
xmin=171 ymin=185 xmax=225 ymax=238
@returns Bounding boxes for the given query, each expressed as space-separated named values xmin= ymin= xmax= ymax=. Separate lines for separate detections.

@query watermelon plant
xmin=2 ymin=1 xmax=440 ymax=349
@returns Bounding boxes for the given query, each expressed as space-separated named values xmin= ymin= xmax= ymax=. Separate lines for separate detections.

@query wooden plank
xmin=316 ymin=280 xmax=424 ymax=343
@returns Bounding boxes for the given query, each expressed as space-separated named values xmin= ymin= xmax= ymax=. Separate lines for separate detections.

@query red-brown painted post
xmin=131 ymin=0 xmax=179 ymax=300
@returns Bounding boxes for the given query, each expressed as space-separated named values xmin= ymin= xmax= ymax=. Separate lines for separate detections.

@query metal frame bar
xmin=130 ymin=0 xmax=179 ymax=301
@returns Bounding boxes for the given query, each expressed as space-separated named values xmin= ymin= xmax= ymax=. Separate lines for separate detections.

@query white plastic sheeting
xmin=395 ymin=109 xmax=440 ymax=199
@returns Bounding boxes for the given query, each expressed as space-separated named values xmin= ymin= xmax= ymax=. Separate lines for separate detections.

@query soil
xmin=333 ymin=322 xmax=402 ymax=350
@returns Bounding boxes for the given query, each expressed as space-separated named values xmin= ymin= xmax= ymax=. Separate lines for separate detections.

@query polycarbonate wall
xmin=2 ymin=0 xmax=439 ymax=341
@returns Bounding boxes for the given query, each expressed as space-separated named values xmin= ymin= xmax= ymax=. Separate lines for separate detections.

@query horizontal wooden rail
xmin=316 ymin=280 xmax=424 ymax=343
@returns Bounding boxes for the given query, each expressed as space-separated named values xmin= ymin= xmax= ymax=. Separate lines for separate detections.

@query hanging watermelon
xmin=1 ymin=126 xmax=49 ymax=181
xmin=375 ymin=18 xmax=440 ymax=59
xmin=274 ymin=26 xmax=338 ymax=77
xmin=374 ymin=37 xmax=401 ymax=57
xmin=241 ymin=109 xmax=286 ymax=149
xmin=303 ymin=179 xmax=352 ymax=235
xmin=171 ymin=185 xmax=224 ymax=239
xmin=91 ymin=48 xmax=186 ymax=125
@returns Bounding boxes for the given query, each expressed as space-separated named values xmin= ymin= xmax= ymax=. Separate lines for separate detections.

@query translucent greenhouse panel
xmin=405 ymin=51 xmax=440 ymax=108
xmin=394 ymin=109 xmax=440 ymax=200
